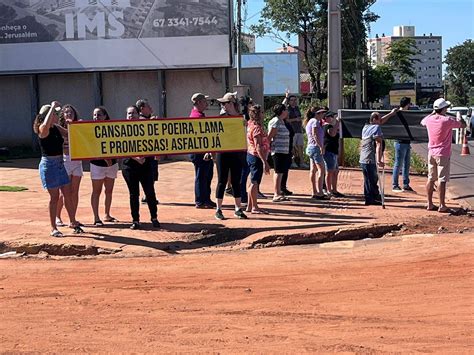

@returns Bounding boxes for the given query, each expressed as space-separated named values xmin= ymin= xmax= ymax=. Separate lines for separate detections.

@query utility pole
xmin=328 ymin=0 xmax=342 ymax=111
xmin=236 ymin=0 xmax=242 ymax=86
xmin=233 ymin=0 xmax=250 ymax=101
xmin=328 ymin=0 xmax=343 ymax=165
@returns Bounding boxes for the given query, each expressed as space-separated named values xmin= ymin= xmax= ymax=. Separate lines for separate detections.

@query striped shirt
xmin=268 ymin=116 xmax=290 ymax=155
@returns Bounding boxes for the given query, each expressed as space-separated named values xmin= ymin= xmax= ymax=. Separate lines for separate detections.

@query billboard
xmin=389 ymin=89 xmax=416 ymax=107
xmin=0 ymin=0 xmax=231 ymax=74
xmin=241 ymin=53 xmax=299 ymax=96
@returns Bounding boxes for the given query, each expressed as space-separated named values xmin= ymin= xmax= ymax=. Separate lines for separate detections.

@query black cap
xmin=324 ymin=111 xmax=336 ymax=118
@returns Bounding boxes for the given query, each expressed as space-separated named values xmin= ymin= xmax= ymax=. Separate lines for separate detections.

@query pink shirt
xmin=421 ymin=113 xmax=463 ymax=157
xmin=247 ymin=121 xmax=270 ymax=157
xmin=189 ymin=107 xmax=204 ymax=118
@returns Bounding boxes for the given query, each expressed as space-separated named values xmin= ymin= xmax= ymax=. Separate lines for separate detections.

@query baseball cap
xmin=39 ymin=104 xmax=61 ymax=116
xmin=324 ymin=111 xmax=336 ymax=117
xmin=135 ymin=99 xmax=149 ymax=109
xmin=191 ymin=93 xmax=209 ymax=103
xmin=433 ymin=98 xmax=451 ymax=110
xmin=216 ymin=92 xmax=238 ymax=103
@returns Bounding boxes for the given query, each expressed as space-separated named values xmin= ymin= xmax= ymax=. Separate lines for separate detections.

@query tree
xmin=445 ymin=39 xmax=474 ymax=106
xmin=366 ymin=64 xmax=394 ymax=103
xmin=385 ymin=38 xmax=420 ymax=83
xmin=250 ymin=0 xmax=378 ymax=99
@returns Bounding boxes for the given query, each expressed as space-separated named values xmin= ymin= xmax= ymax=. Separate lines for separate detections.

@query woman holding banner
xmin=214 ymin=92 xmax=248 ymax=220
xmin=121 ymin=105 xmax=160 ymax=230
xmin=56 ymin=104 xmax=84 ymax=230
xmin=90 ymin=107 xmax=119 ymax=226
xmin=33 ymin=101 xmax=82 ymax=237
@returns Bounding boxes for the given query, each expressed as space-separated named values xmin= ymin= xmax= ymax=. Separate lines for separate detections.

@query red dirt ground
xmin=0 ymin=159 xmax=472 ymax=352
xmin=0 ymin=233 xmax=473 ymax=353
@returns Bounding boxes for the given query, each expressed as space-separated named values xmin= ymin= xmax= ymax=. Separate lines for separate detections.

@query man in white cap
xmin=189 ymin=93 xmax=216 ymax=208
xmin=421 ymin=98 xmax=466 ymax=213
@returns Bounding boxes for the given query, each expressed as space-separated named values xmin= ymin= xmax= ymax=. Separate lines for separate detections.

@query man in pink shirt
xmin=421 ymin=98 xmax=466 ymax=212
xmin=189 ymin=93 xmax=216 ymax=209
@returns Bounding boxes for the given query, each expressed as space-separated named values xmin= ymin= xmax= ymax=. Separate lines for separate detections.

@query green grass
xmin=0 ymin=186 xmax=28 ymax=192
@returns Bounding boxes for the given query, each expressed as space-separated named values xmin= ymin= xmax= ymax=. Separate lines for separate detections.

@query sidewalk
xmin=0 ymin=159 xmax=470 ymax=257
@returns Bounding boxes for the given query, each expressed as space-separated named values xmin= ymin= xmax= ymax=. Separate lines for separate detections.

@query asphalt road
xmin=413 ymin=140 xmax=474 ymax=209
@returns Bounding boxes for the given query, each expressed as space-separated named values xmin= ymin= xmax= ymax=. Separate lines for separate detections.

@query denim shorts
xmin=306 ymin=145 xmax=323 ymax=164
xmin=324 ymin=151 xmax=339 ymax=170
xmin=39 ymin=156 xmax=70 ymax=189
xmin=247 ymin=153 xmax=264 ymax=184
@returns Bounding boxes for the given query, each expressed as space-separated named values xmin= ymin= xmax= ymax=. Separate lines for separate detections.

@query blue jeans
xmin=240 ymin=157 xmax=250 ymax=203
xmin=361 ymin=163 xmax=380 ymax=204
xmin=392 ymin=142 xmax=410 ymax=188
xmin=190 ymin=154 xmax=214 ymax=206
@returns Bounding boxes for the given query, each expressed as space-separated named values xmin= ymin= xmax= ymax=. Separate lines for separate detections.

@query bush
xmin=342 ymin=138 xmax=361 ymax=167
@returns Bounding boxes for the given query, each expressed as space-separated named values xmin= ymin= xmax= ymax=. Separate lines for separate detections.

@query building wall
xmin=165 ymin=69 xmax=226 ymax=117
xmin=102 ymin=71 xmax=163 ymax=120
xmin=412 ymin=37 xmax=442 ymax=88
xmin=0 ymin=67 xmax=264 ymax=148
xmin=38 ymin=73 xmax=97 ymax=121
xmin=0 ymin=75 xmax=32 ymax=146
xmin=228 ymin=67 xmax=264 ymax=107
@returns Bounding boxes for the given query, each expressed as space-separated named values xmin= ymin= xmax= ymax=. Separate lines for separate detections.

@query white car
xmin=448 ymin=106 xmax=469 ymax=120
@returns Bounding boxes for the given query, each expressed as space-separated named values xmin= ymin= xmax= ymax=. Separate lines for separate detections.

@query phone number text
xmin=153 ymin=17 xmax=218 ymax=28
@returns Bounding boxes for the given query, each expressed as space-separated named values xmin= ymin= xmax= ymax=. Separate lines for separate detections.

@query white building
xmin=368 ymin=26 xmax=442 ymax=89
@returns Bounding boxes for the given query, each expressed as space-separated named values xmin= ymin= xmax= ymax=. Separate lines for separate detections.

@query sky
xmin=243 ymin=0 xmax=473 ymax=65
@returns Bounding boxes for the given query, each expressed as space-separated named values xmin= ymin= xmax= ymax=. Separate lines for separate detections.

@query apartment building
xmin=367 ymin=26 xmax=442 ymax=89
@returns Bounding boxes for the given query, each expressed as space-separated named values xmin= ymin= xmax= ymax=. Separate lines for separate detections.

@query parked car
xmin=448 ymin=106 xmax=469 ymax=120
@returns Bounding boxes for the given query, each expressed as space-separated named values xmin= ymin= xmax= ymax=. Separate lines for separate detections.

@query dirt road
xmin=1 ymin=233 xmax=473 ymax=353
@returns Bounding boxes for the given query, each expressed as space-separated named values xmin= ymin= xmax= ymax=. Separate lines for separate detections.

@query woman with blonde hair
xmin=33 ymin=101 xmax=82 ymax=237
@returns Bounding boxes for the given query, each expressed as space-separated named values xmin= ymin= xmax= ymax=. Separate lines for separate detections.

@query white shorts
xmin=90 ymin=163 xmax=119 ymax=180
xmin=63 ymin=155 xmax=83 ymax=177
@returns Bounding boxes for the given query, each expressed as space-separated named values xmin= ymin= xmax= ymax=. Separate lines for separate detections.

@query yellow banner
xmin=389 ymin=89 xmax=416 ymax=106
xmin=69 ymin=117 xmax=247 ymax=160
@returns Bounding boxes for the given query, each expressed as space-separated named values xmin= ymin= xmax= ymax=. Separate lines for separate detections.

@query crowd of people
xmin=33 ymin=93 xmax=466 ymax=238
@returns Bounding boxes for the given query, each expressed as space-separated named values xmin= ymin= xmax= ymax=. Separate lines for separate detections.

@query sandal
xmin=104 ymin=216 xmax=118 ymax=223
xmin=438 ymin=207 xmax=453 ymax=214
xmin=50 ymin=229 xmax=63 ymax=238
xmin=272 ymin=196 xmax=286 ymax=202
xmin=251 ymin=209 xmax=269 ymax=214
xmin=73 ymin=226 xmax=84 ymax=234
xmin=312 ymin=194 xmax=330 ymax=200
xmin=55 ymin=218 xmax=66 ymax=227
xmin=426 ymin=205 xmax=438 ymax=211
xmin=94 ymin=220 xmax=104 ymax=226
